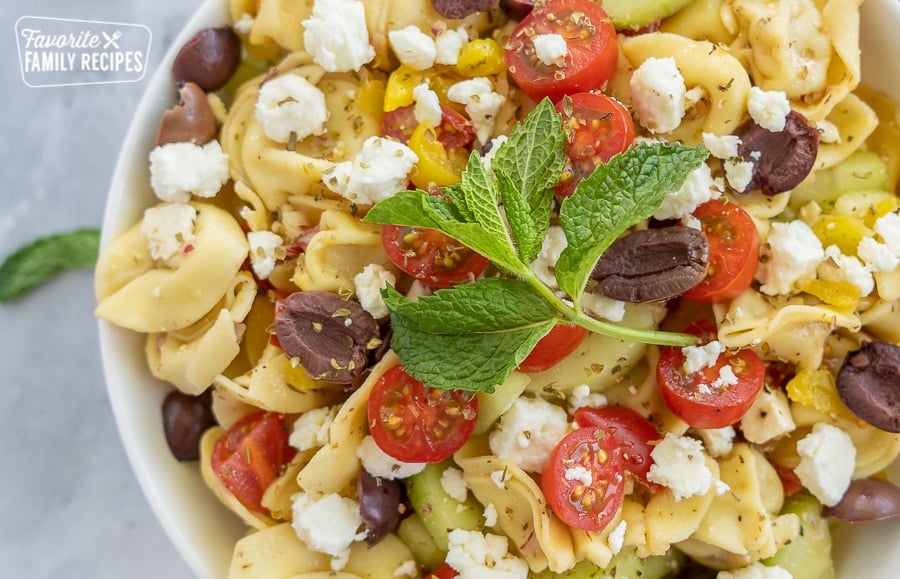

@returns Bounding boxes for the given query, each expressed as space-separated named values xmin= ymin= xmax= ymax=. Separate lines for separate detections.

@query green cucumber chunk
xmin=396 ymin=513 xmax=446 ymax=570
xmin=789 ymin=149 xmax=888 ymax=212
xmin=763 ymin=492 xmax=835 ymax=579
xmin=528 ymin=546 xmax=683 ymax=578
xmin=405 ymin=461 xmax=483 ymax=551
xmin=601 ymin=0 xmax=695 ymax=30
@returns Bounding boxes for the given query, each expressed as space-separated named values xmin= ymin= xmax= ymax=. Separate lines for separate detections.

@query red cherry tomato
xmin=773 ymin=462 xmax=804 ymax=497
xmin=367 ymin=365 xmax=478 ymax=463
xmin=518 ymin=324 xmax=589 ymax=373
xmin=382 ymin=103 xmax=476 ymax=151
xmin=573 ymin=405 xmax=660 ymax=485
xmin=683 ymin=199 xmax=760 ymax=302
xmin=656 ymin=321 xmax=765 ymax=429
xmin=381 ymin=225 xmax=490 ymax=288
xmin=541 ymin=426 xmax=626 ymax=531
xmin=210 ymin=411 xmax=296 ymax=513
xmin=554 ymin=93 xmax=635 ymax=196
xmin=505 ymin=0 xmax=618 ymax=103
xmin=424 ymin=563 xmax=459 ymax=579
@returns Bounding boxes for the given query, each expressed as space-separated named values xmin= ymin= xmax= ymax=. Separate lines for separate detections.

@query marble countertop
xmin=2 ymin=1 xmax=201 ymax=577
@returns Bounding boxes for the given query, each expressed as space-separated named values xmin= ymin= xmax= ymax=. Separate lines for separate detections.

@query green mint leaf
xmin=492 ymin=99 xmax=566 ymax=263
xmin=0 ymin=228 xmax=101 ymax=303
xmin=362 ymin=190 xmax=444 ymax=229
xmin=382 ymin=278 xmax=558 ymax=333
xmin=389 ymin=316 xmax=555 ymax=392
xmin=555 ymin=142 xmax=709 ymax=302
xmin=458 ymin=152 xmax=516 ymax=257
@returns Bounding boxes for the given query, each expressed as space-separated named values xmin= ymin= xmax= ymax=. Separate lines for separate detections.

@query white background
xmin=2 ymin=1 xmax=199 ymax=576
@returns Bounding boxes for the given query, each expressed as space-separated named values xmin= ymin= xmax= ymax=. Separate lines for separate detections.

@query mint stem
xmin=518 ymin=269 xmax=696 ymax=347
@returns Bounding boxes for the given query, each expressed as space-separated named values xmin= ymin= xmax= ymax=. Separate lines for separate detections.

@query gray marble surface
xmin=2 ymin=1 xmax=203 ymax=577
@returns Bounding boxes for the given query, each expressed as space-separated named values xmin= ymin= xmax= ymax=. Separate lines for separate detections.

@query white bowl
xmin=98 ymin=1 xmax=900 ymax=577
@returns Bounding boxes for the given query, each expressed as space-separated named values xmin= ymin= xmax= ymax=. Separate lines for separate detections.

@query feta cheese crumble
xmin=446 ymin=529 xmax=529 ymax=579
xmin=874 ymin=212 xmax=900 ymax=257
xmin=608 ymin=520 xmax=627 ymax=555
xmin=647 ymin=433 xmax=714 ymax=501
xmin=354 ymin=263 xmax=397 ymax=319
xmin=440 ymin=466 xmax=469 ymax=503
xmin=717 ymin=561 xmax=794 ymax=579
xmin=653 ymin=161 xmax=723 ymax=220
xmin=857 ymin=237 xmax=900 ymax=272
xmin=388 ymin=26 xmax=436 ymax=70
xmin=435 ymin=27 xmax=469 ymax=65
xmin=681 ymin=340 xmax=725 ymax=374
xmin=757 ymin=220 xmax=824 ymax=295
xmin=255 ymin=74 xmax=329 ymax=143
xmin=149 ymin=140 xmax=229 ymax=202
xmin=533 ymin=33 xmax=567 ymax=67
xmin=141 ymin=202 xmax=197 ymax=261
xmin=531 ymin=225 xmax=567 ymax=288
xmin=289 ymin=405 xmax=337 ymax=451
xmin=356 ymin=435 xmax=426 ymax=480
xmin=794 ymin=422 xmax=856 ymax=507
xmin=702 ymin=132 xmax=742 ymax=160
xmin=696 ymin=426 xmax=736 ymax=458
xmin=567 ymin=383 xmax=609 ymax=412
xmin=739 ymin=386 xmax=796 ymax=444
xmin=747 ymin=86 xmax=791 ymax=132
xmin=447 ymin=77 xmax=505 ymax=144
xmin=821 ymin=245 xmax=874 ymax=296
xmin=581 ymin=292 xmax=626 ymax=323
xmin=322 ymin=136 xmax=418 ymax=205
xmin=247 ymin=230 xmax=282 ymax=279
xmin=302 ymin=0 xmax=375 ymax=72
xmin=412 ymin=82 xmax=442 ymax=128
xmin=483 ymin=502 xmax=498 ymax=527
xmin=724 ymin=158 xmax=755 ymax=193
xmin=488 ymin=397 xmax=570 ymax=473
xmin=291 ymin=492 xmax=367 ymax=570
xmin=630 ymin=56 xmax=688 ymax=134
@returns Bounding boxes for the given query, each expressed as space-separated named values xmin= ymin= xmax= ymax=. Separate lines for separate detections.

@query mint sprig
xmin=364 ymin=99 xmax=709 ymax=392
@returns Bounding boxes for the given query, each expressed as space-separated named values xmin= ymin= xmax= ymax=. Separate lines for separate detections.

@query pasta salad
xmin=94 ymin=0 xmax=900 ymax=577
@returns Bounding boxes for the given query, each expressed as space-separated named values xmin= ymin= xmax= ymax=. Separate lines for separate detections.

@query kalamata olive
xmin=824 ymin=478 xmax=900 ymax=522
xmin=836 ymin=341 xmax=900 ymax=433
xmin=431 ymin=0 xmax=499 ymax=20
xmin=273 ymin=291 xmax=381 ymax=384
xmin=161 ymin=389 xmax=216 ymax=461
xmin=156 ymin=82 xmax=217 ymax=146
xmin=499 ymin=0 xmax=534 ymax=19
xmin=734 ymin=110 xmax=819 ymax=196
xmin=591 ymin=226 xmax=709 ymax=302
xmin=171 ymin=27 xmax=241 ymax=92
xmin=357 ymin=470 xmax=407 ymax=546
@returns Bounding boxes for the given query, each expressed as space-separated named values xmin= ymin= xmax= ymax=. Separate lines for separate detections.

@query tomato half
xmin=382 ymin=103 xmax=476 ymax=151
xmin=210 ymin=411 xmax=296 ymax=513
xmin=554 ymin=93 xmax=635 ymax=196
xmin=505 ymin=0 xmax=618 ymax=103
xmin=682 ymin=199 xmax=760 ymax=302
xmin=656 ymin=322 xmax=765 ymax=429
xmin=382 ymin=225 xmax=490 ymax=288
xmin=573 ymin=406 xmax=660 ymax=485
xmin=424 ymin=563 xmax=459 ymax=579
xmin=542 ymin=426 xmax=626 ymax=531
xmin=518 ymin=324 xmax=589 ymax=373
xmin=367 ymin=365 xmax=478 ymax=463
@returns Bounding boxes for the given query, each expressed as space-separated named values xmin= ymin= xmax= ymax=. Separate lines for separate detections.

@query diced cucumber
xmin=474 ymin=371 xmax=530 ymax=435
xmin=528 ymin=546 xmax=683 ymax=578
xmin=789 ymin=150 xmax=888 ymax=211
xmin=405 ymin=461 xmax=483 ymax=551
xmin=601 ymin=0 xmax=695 ymax=30
xmin=396 ymin=513 xmax=446 ymax=570
xmin=763 ymin=492 xmax=835 ymax=579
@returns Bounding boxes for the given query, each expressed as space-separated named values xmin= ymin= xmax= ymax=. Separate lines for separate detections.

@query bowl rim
xmin=98 ymin=1 xmax=900 ymax=578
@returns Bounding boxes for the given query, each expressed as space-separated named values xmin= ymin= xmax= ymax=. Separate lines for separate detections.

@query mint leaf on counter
xmin=0 ymin=228 xmax=101 ymax=303
xmin=365 ymin=100 xmax=707 ymax=392
xmin=556 ymin=142 xmax=710 ymax=303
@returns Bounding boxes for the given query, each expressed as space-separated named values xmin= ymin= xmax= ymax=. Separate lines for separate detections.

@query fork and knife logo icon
xmin=102 ymin=30 xmax=121 ymax=49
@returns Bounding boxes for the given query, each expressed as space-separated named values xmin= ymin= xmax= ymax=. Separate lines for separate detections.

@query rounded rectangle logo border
xmin=15 ymin=16 xmax=153 ymax=88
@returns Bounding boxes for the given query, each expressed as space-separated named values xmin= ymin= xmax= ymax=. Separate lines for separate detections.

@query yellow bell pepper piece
xmin=785 ymin=368 xmax=852 ymax=419
xmin=384 ymin=65 xmax=425 ymax=112
xmin=456 ymin=39 xmax=507 ymax=78
xmin=408 ymin=123 xmax=467 ymax=188
xmin=811 ymin=215 xmax=872 ymax=256
xmin=796 ymin=278 xmax=861 ymax=312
